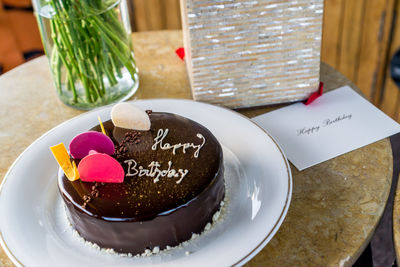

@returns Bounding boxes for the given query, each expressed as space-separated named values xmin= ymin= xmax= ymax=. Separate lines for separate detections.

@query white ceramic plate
xmin=0 ymin=99 xmax=292 ymax=267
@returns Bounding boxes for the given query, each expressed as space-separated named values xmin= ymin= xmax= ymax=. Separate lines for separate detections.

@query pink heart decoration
xmin=69 ymin=131 xmax=115 ymax=159
xmin=78 ymin=153 xmax=124 ymax=183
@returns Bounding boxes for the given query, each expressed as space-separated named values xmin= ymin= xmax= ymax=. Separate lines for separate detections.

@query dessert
xmin=53 ymin=103 xmax=225 ymax=254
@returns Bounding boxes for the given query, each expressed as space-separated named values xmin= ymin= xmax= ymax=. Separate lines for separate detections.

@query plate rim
xmin=0 ymin=99 xmax=292 ymax=267
xmin=231 ymin=118 xmax=292 ymax=266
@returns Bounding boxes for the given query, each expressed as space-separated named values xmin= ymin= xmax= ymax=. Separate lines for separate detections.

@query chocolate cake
xmin=58 ymin=111 xmax=224 ymax=254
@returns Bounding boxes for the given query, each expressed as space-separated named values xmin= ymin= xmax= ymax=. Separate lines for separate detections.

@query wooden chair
xmin=0 ymin=0 xmax=43 ymax=74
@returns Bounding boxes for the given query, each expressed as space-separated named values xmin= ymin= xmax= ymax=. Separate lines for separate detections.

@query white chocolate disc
xmin=111 ymin=103 xmax=151 ymax=131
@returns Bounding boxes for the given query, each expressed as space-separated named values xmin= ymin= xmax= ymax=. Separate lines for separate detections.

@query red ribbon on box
xmin=304 ymin=82 xmax=324 ymax=105
xmin=175 ymin=47 xmax=185 ymax=60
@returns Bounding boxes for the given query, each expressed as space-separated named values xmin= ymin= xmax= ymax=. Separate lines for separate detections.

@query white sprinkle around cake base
xmin=66 ymin=196 xmax=227 ymax=258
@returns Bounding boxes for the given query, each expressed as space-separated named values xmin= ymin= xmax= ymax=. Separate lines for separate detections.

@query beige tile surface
xmin=0 ymin=30 xmax=392 ymax=266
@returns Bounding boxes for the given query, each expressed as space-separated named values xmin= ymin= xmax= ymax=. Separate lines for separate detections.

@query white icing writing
xmin=151 ymin=129 xmax=206 ymax=158
xmin=124 ymin=159 xmax=189 ymax=184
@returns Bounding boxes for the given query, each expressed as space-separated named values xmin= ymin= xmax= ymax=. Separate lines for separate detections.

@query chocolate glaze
xmin=58 ymin=112 xmax=224 ymax=253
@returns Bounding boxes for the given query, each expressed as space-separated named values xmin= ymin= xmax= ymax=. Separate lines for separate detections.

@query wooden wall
xmin=381 ymin=0 xmax=400 ymax=121
xmin=130 ymin=0 xmax=181 ymax=31
xmin=320 ymin=0 xmax=400 ymax=121
xmin=130 ymin=0 xmax=400 ymax=121
xmin=321 ymin=0 xmax=397 ymax=113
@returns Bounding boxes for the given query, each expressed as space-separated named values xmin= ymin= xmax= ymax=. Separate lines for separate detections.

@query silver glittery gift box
xmin=180 ymin=0 xmax=323 ymax=108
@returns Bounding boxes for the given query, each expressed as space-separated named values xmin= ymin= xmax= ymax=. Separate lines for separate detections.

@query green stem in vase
xmin=45 ymin=0 xmax=136 ymax=106
xmin=50 ymin=19 xmax=78 ymax=101
xmin=50 ymin=47 xmax=62 ymax=94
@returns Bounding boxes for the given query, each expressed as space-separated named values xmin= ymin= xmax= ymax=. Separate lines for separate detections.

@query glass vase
xmin=33 ymin=0 xmax=139 ymax=110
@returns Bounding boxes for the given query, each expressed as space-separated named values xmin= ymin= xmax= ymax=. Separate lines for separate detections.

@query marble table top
xmin=393 ymin=176 xmax=400 ymax=262
xmin=0 ymin=30 xmax=393 ymax=266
